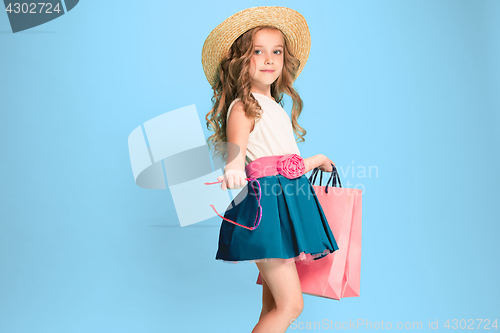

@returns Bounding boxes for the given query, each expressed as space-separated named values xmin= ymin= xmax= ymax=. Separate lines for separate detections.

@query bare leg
xmin=252 ymin=259 xmax=304 ymax=333
xmin=259 ymin=274 xmax=276 ymax=320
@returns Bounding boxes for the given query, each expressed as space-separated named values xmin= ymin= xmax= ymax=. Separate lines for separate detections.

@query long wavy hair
xmin=205 ymin=25 xmax=306 ymax=163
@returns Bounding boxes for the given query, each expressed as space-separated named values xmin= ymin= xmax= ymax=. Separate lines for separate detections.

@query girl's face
xmin=248 ymin=28 xmax=284 ymax=92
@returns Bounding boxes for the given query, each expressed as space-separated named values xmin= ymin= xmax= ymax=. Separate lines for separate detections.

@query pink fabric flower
xmin=277 ymin=154 xmax=305 ymax=179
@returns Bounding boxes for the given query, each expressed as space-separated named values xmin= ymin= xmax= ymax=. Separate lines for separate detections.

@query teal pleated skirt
xmin=216 ymin=173 xmax=339 ymax=264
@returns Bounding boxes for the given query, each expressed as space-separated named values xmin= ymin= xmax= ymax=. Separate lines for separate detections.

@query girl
xmin=202 ymin=6 xmax=339 ymax=333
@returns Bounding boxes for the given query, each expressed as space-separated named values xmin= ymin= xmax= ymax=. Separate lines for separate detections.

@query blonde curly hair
xmin=205 ymin=26 xmax=306 ymax=163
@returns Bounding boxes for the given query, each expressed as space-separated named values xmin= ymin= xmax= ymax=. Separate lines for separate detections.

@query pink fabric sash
xmin=245 ymin=154 xmax=305 ymax=179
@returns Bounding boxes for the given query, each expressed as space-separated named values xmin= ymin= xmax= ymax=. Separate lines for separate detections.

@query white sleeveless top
xmin=226 ymin=92 xmax=301 ymax=165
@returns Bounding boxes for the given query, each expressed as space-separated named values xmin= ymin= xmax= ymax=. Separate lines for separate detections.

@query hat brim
xmin=202 ymin=6 xmax=311 ymax=87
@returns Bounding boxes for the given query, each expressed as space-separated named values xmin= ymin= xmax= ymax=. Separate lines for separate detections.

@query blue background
xmin=1 ymin=0 xmax=499 ymax=332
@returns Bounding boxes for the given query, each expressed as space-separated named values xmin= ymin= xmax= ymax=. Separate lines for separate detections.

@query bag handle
xmin=308 ymin=163 xmax=342 ymax=193
xmin=204 ymin=177 xmax=262 ymax=230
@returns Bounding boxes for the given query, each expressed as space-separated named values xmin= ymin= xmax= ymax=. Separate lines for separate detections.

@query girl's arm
xmin=218 ymin=101 xmax=254 ymax=190
xmin=304 ymin=154 xmax=334 ymax=174
xmin=303 ymin=154 xmax=325 ymax=174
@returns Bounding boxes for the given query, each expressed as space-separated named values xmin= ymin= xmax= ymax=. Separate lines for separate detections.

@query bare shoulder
xmin=228 ymin=100 xmax=255 ymax=132
xmin=230 ymin=100 xmax=245 ymax=116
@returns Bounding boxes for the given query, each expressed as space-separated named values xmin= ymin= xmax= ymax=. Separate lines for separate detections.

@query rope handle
xmin=204 ymin=177 xmax=262 ymax=231
xmin=308 ymin=163 xmax=342 ymax=193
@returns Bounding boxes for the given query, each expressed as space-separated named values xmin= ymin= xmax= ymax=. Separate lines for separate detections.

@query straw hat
xmin=201 ymin=6 xmax=311 ymax=87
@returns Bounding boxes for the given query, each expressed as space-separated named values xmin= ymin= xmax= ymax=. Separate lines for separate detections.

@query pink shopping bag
xmin=256 ymin=165 xmax=362 ymax=300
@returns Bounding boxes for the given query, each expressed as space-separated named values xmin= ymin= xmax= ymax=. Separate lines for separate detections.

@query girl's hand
xmin=318 ymin=155 xmax=336 ymax=173
xmin=217 ymin=169 xmax=248 ymax=190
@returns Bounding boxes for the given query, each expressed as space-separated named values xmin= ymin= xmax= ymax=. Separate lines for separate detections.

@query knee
xmin=293 ymin=298 xmax=304 ymax=316
xmin=281 ymin=297 xmax=303 ymax=318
